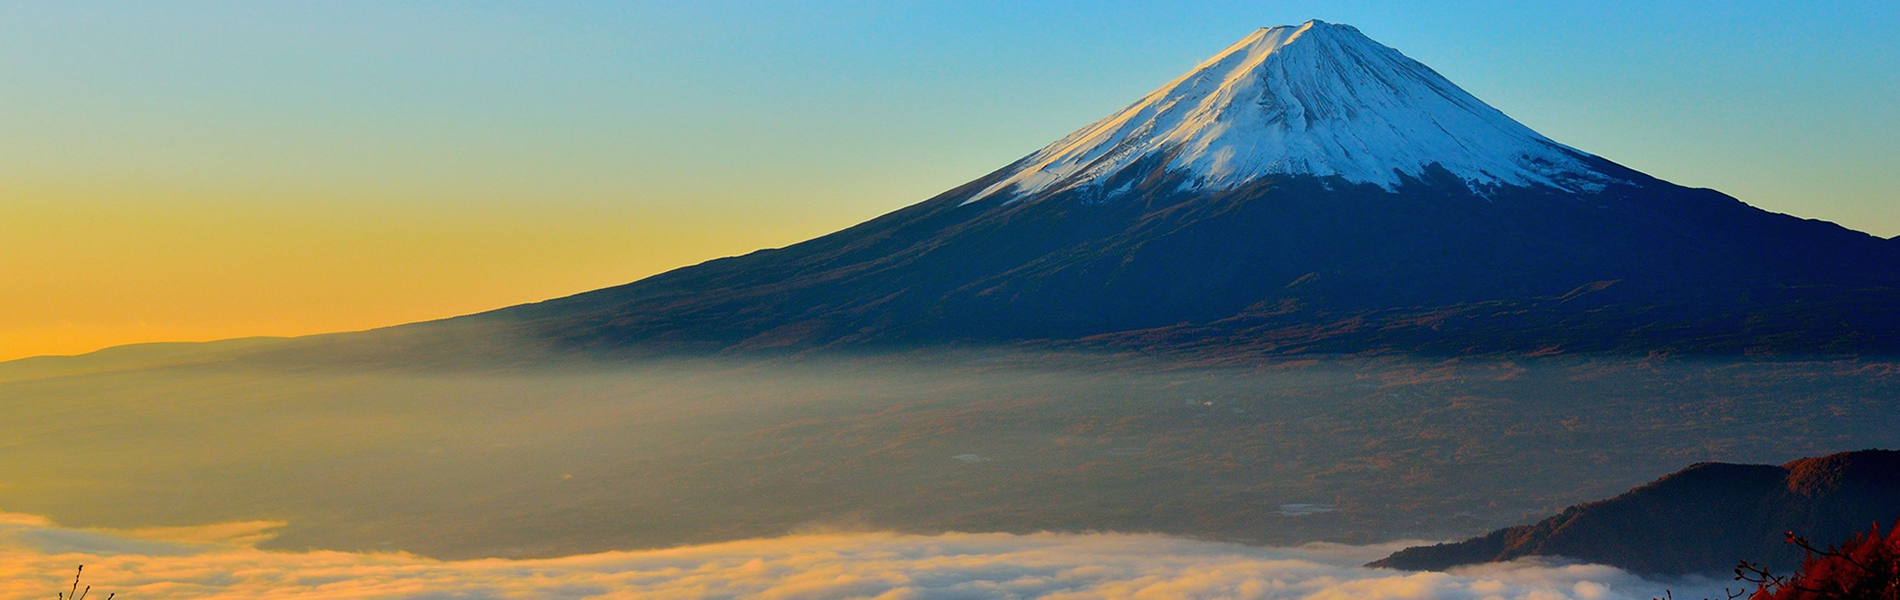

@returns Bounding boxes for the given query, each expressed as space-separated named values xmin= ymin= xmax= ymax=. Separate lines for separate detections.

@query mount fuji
xmin=433 ymin=21 xmax=1900 ymax=358
xmin=967 ymin=21 xmax=1616 ymax=203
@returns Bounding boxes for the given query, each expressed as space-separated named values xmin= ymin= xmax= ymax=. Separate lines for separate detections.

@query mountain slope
xmin=435 ymin=21 xmax=1900 ymax=358
xmin=1369 ymin=450 xmax=1900 ymax=576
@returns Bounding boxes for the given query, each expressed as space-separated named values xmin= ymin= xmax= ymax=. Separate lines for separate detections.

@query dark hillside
xmin=1371 ymin=450 xmax=1900 ymax=575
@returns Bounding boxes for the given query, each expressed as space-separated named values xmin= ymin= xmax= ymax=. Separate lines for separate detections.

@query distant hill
xmin=1370 ymin=450 xmax=1900 ymax=575
xmin=0 ymin=337 xmax=287 ymax=384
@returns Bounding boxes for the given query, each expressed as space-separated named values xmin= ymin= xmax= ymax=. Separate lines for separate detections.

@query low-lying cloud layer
xmin=0 ymin=513 xmax=1724 ymax=600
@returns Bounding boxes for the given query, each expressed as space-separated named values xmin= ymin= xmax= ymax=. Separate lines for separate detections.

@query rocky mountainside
xmin=1370 ymin=450 xmax=1900 ymax=575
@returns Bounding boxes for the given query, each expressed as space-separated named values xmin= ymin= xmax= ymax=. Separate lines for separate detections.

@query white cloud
xmin=0 ymin=513 xmax=1727 ymax=600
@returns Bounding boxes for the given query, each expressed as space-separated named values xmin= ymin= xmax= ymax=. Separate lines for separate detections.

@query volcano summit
xmin=969 ymin=21 xmax=1616 ymax=203
xmin=441 ymin=21 xmax=1899 ymax=357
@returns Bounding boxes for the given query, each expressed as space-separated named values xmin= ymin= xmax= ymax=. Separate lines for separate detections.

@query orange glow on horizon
xmin=0 ymin=188 xmax=864 ymax=362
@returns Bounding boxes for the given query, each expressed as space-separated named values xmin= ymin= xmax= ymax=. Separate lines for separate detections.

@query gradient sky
xmin=3 ymin=1 xmax=1895 ymax=361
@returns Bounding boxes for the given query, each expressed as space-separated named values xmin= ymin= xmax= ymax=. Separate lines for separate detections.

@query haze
xmin=4 ymin=347 xmax=1896 ymax=559
xmin=4 ymin=4 xmax=1898 ymax=599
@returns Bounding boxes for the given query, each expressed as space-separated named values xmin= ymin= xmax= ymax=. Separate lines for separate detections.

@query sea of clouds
xmin=0 ymin=512 xmax=1731 ymax=600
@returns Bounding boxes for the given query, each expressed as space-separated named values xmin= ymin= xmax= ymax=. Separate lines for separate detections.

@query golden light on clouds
xmin=0 ymin=512 xmax=1719 ymax=600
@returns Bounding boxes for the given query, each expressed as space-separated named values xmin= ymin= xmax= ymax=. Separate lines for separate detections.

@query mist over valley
xmin=5 ymin=347 xmax=1894 ymax=563
xmin=5 ymin=9 xmax=1898 ymax=599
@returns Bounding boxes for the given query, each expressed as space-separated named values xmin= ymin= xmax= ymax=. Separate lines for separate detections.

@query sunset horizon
xmin=4 ymin=3 xmax=1897 ymax=599
xmin=5 ymin=2 xmax=1897 ymax=362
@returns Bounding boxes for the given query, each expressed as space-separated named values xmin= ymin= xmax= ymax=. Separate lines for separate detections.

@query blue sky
xmin=1 ymin=1 xmax=1895 ymax=358
xmin=6 ymin=1 xmax=1895 ymax=224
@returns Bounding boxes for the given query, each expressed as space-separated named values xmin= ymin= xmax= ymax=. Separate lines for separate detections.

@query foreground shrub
xmin=1739 ymin=523 xmax=1900 ymax=600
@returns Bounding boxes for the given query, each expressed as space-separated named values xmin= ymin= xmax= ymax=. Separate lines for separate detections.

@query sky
xmin=2 ymin=1 xmax=1895 ymax=361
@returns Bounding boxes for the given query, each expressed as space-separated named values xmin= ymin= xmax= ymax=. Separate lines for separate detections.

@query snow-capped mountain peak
xmin=966 ymin=20 xmax=1617 ymax=204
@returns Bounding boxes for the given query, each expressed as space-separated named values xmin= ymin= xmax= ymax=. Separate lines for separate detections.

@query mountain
xmin=1370 ymin=450 xmax=1900 ymax=576
xmin=428 ymin=20 xmax=1900 ymax=358
xmin=965 ymin=22 xmax=1617 ymax=203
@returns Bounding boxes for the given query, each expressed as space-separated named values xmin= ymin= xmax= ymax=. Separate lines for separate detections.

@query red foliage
xmin=1750 ymin=522 xmax=1900 ymax=600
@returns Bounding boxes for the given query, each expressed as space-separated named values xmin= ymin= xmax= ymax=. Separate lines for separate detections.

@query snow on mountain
xmin=967 ymin=20 xmax=1619 ymax=204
